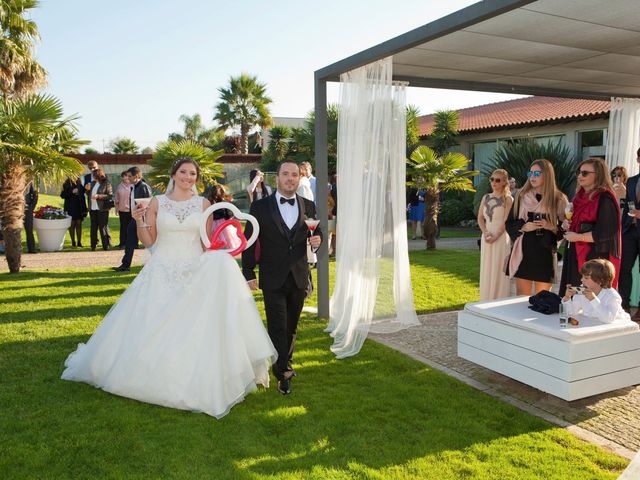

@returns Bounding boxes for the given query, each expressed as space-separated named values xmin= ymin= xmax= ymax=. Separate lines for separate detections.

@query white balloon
xmin=200 ymin=202 xmax=259 ymax=253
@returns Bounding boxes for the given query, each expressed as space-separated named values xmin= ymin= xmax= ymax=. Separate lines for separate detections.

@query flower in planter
xmin=34 ymin=205 xmax=68 ymax=220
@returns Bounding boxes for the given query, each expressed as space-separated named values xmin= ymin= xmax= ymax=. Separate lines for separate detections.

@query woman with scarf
xmin=506 ymin=159 xmax=568 ymax=296
xmin=559 ymin=158 xmax=621 ymax=296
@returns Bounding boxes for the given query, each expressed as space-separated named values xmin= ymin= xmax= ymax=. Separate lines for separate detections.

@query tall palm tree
xmin=407 ymin=145 xmax=478 ymax=249
xmin=429 ymin=109 xmax=459 ymax=156
xmin=0 ymin=94 xmax=86 ymax=272
xmin=213 ymin=73 xmax=272 ymax=155
xmin=0 ymin=0 xmax=47 ymax=98
xmin=146 ymin=140 xmax=224 ymax=193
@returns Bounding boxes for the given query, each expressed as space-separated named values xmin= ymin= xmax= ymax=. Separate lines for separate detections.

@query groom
xmin=242 ymin=160 xmax=322 ymax=395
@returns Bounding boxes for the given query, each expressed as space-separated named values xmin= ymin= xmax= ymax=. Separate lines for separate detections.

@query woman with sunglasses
xmin=506 ymin=159 xmax=568 ymax=295
xmin=478 ymin=169 xmax=513 ymax=300
xmin=610 ymin=165 xmax=628 ymax=205
xmin=559 ymin=158 xmax=620 ymax=296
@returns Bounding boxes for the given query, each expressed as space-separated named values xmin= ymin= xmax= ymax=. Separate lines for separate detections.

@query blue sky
xmin=32 ymin=0 xmax=522 ymax=151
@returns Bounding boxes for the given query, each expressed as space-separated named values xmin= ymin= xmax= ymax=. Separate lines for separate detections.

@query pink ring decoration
xmin=200 ymin=202 xmax=259 ymax=254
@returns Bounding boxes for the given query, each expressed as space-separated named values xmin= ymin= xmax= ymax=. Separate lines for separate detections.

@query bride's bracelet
xmin=136 ymin=225 xmax=151 ymax=229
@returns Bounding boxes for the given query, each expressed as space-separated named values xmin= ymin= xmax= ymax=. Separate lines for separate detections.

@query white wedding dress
xmin=62 ymin=194 xmax=277 ymax=418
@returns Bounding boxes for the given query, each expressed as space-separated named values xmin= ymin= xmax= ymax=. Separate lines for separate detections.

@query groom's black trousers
xmin=262 ymin=273 xmax=306 ymax=381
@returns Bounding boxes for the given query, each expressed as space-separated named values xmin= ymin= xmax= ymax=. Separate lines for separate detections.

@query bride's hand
xmin=131 ymin=204 xmax=145 ymax=222
xmin=247 ymin=279 xmax=258 ymax=291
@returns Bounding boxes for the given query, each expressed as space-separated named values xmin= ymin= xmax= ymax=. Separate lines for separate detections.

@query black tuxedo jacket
xmin=242 ymin=194 xmax=322 ymax=290
xmin=622 ymin=173 xmax=639 ymax=235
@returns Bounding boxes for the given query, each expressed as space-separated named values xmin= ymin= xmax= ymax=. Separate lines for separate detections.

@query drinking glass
xmin=304 ymin=216 xmax=320 ymax=237
xmin=628 ymin=202 xmax=636 ymax=217
xmin=134 ymin=197 xmax=152 ymax=228
xmin=559 ymin=302 xmax=567 ymax=329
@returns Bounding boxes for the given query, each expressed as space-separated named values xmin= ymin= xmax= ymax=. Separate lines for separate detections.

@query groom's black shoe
xmin=277 ymin=379 xmax=291 ymax=395
xmin=113 ymin=265 xmax=130 ymax=272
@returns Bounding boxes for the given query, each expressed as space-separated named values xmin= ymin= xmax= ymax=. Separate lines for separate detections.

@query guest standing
xmin=114 ymin=170 xmax=132 ymax=249
xmin=61 ymin=177 xmax=88 ymax=247
xmin=246 ymin=169 xmax=272 ymax=204
xmin=505 ymin=159 xmax=567 ymax=296
xmin=88 ymin=168 xmax=113 ymax=251
xmin=559 ymin=158 xmax=620 ymax=296
xmin=610 ymin=166 xmax=628 ymax=208
xmin=478 ymin=169 xmax=513 ymax=300
xmin=616 ymin=148 xmax=640 ymax=315
xmin=407 ymin=188 xmax=425 ymax=240
xmin=113 ymin=166 xmax=152 ymax=272
xmin=24 ymin=181 xmax=38 ymax=253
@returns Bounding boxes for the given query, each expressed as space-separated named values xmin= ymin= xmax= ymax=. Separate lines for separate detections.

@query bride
xmin=61 ymin=157 xmax=277 ymax=419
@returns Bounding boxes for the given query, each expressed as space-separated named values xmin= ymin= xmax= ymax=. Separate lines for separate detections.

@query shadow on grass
xmin=0 ymin=320 xmax=567 ymax=479
xmin=0 ymin=288 xmax=126 ymax=306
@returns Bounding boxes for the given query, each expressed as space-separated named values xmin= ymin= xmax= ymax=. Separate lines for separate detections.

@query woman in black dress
xmin=61 ymin=177 xmax=88 ymax=247
xmin=505 ymin=159 xmax=568 ymax=295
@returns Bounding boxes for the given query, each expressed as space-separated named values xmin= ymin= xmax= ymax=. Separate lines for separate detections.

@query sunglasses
xmin=489 ymin=177 xmax=501 ymax=183
xmin=527 ymin=171 xmax=542 ymax=178
xmin=576 ymin=170 xmax=595 ymax=177
xmin=612 ymin=173 xmax=624 ymax=178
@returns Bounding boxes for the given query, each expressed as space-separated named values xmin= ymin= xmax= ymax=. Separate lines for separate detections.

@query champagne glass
xmin=304 ymin=216 xmax=320 ymax=237
xmin=564 ymin=202 xmax=573 ymax=243
xmin=134 ymin=197 xmax=152 ymax=228
xmin=629 ymin=201 xmax=636 ymax=217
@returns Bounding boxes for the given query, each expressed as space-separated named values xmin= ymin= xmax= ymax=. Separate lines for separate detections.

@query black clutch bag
xmin=579 ymin=222 xmax=596 ymax=233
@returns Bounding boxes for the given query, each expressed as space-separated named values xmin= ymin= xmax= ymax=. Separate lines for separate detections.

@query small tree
xmin=0 ymin=93 xmax=86 ymax=272
xmin=261 ymin=125 xmax=291 ymax=171
xmin=406 ymin=104 xmax=421 ymax=155
xmin=213 ymin=73 xmax=272 ymax=155
xmin=108 ymin=137 xmax=139 ymax=154
xmin=84 ymin=147 xmax=99 ymax=154
xmin=407 ymin=146 xmax=477 ymax=249
xmin=146 ymin=140 xmax=224 ymax=193
xmin=429 ymin=109 xmax=459 ymax=156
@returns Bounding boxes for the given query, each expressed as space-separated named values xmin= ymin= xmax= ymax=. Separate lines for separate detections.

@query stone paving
xmin=371 ymin=311 xmax=640 ymax=460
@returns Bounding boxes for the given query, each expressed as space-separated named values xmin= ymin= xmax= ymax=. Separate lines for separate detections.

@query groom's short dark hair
xmin=276 ymin=160 xmax=298 ymax=174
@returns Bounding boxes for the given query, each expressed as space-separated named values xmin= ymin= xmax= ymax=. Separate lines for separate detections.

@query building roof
xmin=418 ymin=96 xmax=611 ymax=136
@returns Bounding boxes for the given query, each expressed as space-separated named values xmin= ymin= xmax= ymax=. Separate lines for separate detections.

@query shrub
xmin=439 ymin=199 xmax=473 ymax=226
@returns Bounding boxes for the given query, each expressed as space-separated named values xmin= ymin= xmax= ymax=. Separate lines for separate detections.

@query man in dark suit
xmin=619 ymin=147 xmax=640 ymax=319
xmin=113 ymin=166 xmax=152 ymax=272
xmin=242 ymin=160 xmax=322 ymax=395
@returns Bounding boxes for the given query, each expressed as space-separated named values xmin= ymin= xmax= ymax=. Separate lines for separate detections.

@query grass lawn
xmin=0 ymin=250 xmax=627 ymax=478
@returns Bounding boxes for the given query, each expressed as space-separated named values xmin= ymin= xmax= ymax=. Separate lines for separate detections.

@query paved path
xmin=371 ymin=312 xmax=640 ymax=460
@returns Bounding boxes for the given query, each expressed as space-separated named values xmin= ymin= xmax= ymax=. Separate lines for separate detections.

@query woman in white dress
xmin=62 ymin=157 xmax=277 ymax=419
xmin=478 ymin=168 xmax=513 ymax=300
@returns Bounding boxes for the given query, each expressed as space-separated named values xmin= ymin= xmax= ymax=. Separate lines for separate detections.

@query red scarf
xmin=571 ymin=187 xmax=620 ymax=286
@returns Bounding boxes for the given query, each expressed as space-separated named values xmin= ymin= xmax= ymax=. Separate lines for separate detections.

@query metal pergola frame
xmin=313 ymin=0 xmax=640 ymax=318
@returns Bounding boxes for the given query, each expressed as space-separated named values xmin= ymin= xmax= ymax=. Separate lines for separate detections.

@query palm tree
xmin=407 ymin=146 xmax=478 ymax=249
xmin=406 ymin=104 xmax=421 ymax=155
xmin=146 ymin=140 xmax=224 ymax=193
xmin=213 ymin=73 xmax=272 ymax=155
xmin=429 ymin=109 xmax=459 ymax=156
xmin=0 ymin=93 xmax=86 ymax=272
xmin=260 ymin=125 xmax=291 ymax=171
xmin=108 ymin=137 xmax=139 ymax=154
xmin=0 ymin=0 xmax=47 ymax=98
xmin=169 ymin=113 xmax=224 ymax=150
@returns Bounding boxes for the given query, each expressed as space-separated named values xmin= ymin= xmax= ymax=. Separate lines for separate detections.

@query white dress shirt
xmin=275 ymin=192 xmax=299 ymax=230
xmin=562 ymin=288 xmax=632 ymax=324
xmin=90 ymin=182 xmax=100 ymax=211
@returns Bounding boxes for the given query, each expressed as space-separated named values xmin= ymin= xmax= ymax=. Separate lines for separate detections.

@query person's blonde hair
xmin=490 ymin=169 xmax=510 ymax=197
xmin=611 ymin=165 xmax=628 ymax=185
xmin=581 ymin=259 xmax=615 ymax=289
xmin=577 ymin=157 xmax=612 ymax=199
xmin=513 ymin=159 xmax=566 ymax=227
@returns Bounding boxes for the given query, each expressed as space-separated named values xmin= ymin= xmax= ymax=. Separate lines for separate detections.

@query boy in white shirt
xmin=562 ymin=259 xmax=631 ymax=324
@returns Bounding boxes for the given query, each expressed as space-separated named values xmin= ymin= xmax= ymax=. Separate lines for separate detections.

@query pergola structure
xmin=313 ymin=0 xmax=640 ymax=318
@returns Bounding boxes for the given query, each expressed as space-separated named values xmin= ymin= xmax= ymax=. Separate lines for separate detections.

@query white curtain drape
xmin=325 ymin=57 xmax=419 ymax=359
xmin=606 ymin=97 xmax=640 ymax=172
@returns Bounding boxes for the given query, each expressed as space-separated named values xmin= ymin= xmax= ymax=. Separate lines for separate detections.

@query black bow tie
xmin=280 ymin=197 xmax=295 ymax=206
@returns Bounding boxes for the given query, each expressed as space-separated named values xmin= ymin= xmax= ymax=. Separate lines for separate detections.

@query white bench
xmin=458 ymin=296 xmax=640 ymax=401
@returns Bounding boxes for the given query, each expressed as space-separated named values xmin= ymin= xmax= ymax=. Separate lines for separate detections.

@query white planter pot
xmin=34 ymin=217 xmax=72 ymax=252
